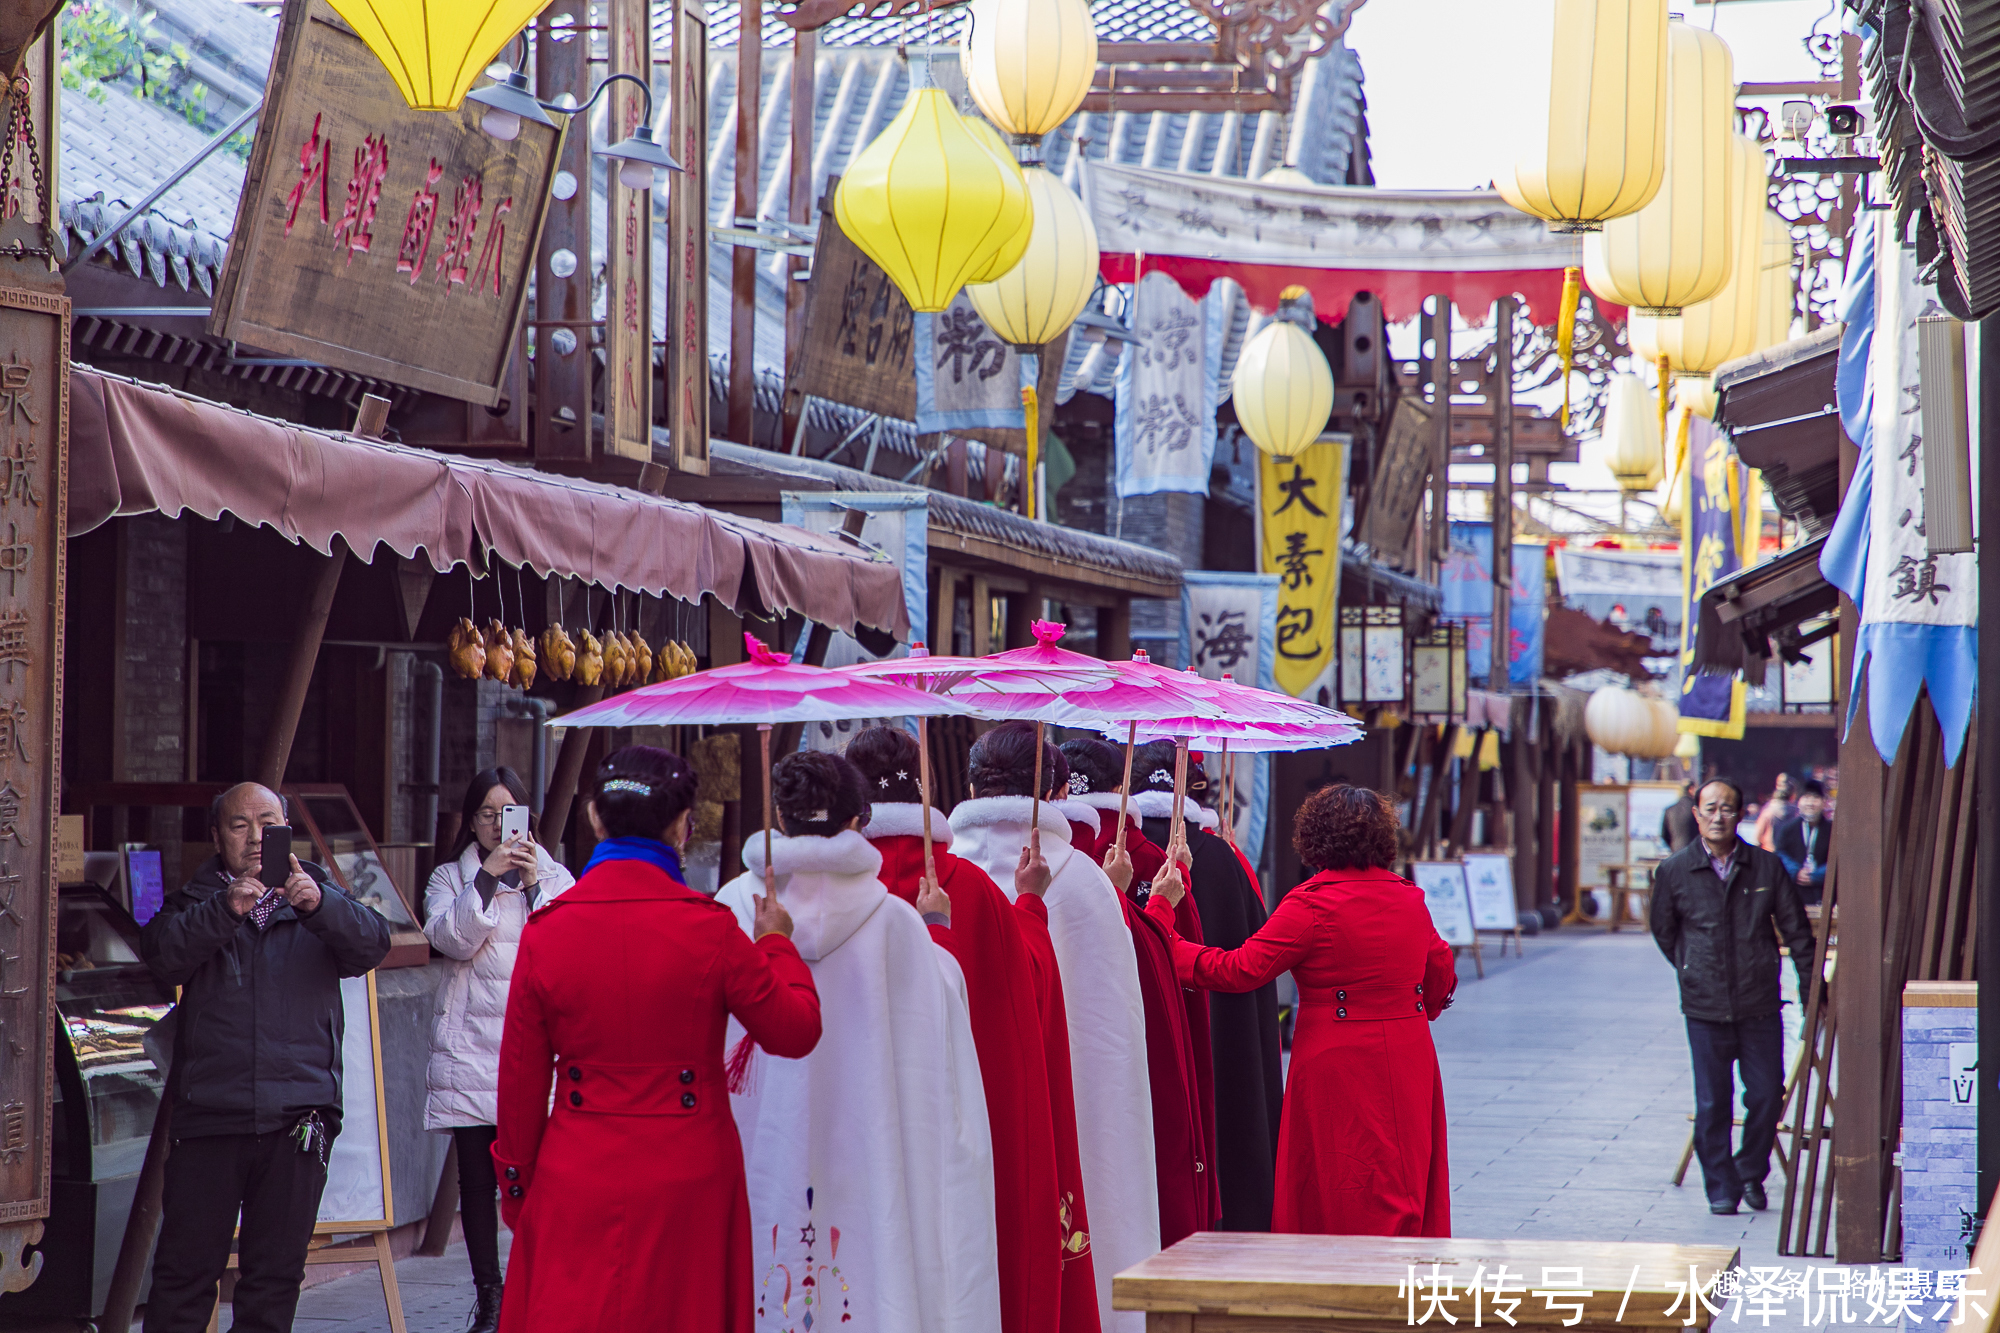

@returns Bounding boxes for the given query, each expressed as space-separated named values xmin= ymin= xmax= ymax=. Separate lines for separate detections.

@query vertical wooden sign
xmin=0 ymin=284 xmax=66 ymax=1223
xmin=604 ymin=0 xmax=654 ymax=461
xmin=533 ymin=5 xmax=594 ymax=460
xmin=667 ymin=0 xmax=710 ymax=474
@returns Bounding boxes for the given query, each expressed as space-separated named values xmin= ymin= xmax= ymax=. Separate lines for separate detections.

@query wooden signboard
xmin=603 ymin=0 xmax=653 ymax=460
xmin=785 ymin=200 xmax=1060 ymax=455
xmin=210 ymin=0 xmax=565 ymax=406
xmin=1409 ymin=860 xmax=1474 ymax=947
xmin=1575 ymin=783 xmax=1630 ymax=889
xmin=666 ymin=0 xmax=711 ymax=474
xmin=1461 ymin=851 xmax=1515 ymax=930
xmin=1354 ymin=395 xmax=1432 ymax=566
xmin=0 ymin=285 xmax=67 ymax=1222
xmin=0 ymin=31 xmax=56 ymax=269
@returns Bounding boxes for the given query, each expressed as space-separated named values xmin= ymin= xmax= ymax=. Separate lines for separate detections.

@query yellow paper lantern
xmin=834 ymin=86 xmax=1031 ymax=313
xmin=1497 ymin=0 xmax=1669 ymax=231
xmin=1585 ymin=686 xmax=1657 ymax=757
xmin=326 ymin=0 xmax=549 ymax=111
xmin=1582 ymin=18 xmax=1737 ymax=316
xmin=1231 ymin=289 xmax=1335 ymax=460
xmin=960 ymin=117 xmax=1037 ymax=285
xmin=1602 ymin=372 xmax=1662 ymax=492
xmin=966 ymin=167 xmax=1097 ymax=348
xmin=963 ymin=0 xmax=1098 ymax=144
xmin=1626 ymin=136 xmax=1771 ymax=399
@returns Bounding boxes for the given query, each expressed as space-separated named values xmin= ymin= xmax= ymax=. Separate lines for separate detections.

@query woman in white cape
xmin=715 ymin=749 xmax=1000 ymax=1333
xmin=948 ymin=721 xmax=1158 ymax=1333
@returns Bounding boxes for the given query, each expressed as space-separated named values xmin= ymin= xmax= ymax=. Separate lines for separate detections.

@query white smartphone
xmin=501 ymin=804 xmax=530 ymax=846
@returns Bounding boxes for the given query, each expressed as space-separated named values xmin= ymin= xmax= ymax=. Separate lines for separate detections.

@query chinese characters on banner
xmin=666 ymin=0 xmax=711 ymax=474
xmin=603 ymin=0 xmax=652 ymax=460
xmin=210 ymin=0 xmax=563 ymax=405
xmin=0 ymin=287 xmax=66 ymax=1222
xmin=1678 ymin=411 xmax=1748 ymax=738
xmin=1178 ymin=572 xmax=1278 ymax=857
xmin=1258 ymin=436 xmax=1349 ymax=700
xmin=912 ymin=292 xmax=1042 ymax=433
xmin=1441 ymin=521 xmax=1547 ymax=690
xmin=1115 ymin=271 xmax=1223 ymax=497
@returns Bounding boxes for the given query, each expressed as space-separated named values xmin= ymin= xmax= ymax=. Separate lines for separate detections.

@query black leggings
xmin=453 ymin=1124 xmax=502 ymax=1286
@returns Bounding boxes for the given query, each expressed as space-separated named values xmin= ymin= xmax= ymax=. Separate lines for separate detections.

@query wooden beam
xmin=728 ymin=0 xmax=761 ymax=445
xmin=783 ymin=31 xmax=816 ymax=454
xmin=1100 ymin=601 xmax=1132 ymax=661
xmin=1492 ymin=295 xmax=1515 ymax=690
xmin=258 ymin=542 xmax=346 ymax=789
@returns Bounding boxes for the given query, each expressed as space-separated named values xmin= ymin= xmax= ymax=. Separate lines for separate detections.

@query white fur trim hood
xmin=728 ymin=829 xmax=887 ymax=962
xmin=862 ymin=802 xmax=954 ymax=847
xmin=1054 ymin=799 xmax=1102 ymax=830
xmin=1131 ymin=790 xmax=1220 ymax=829
xmin=947 ymin=795 xmax=1075 ymax=847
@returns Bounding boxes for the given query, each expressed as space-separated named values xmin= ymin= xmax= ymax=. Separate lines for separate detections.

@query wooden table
xmin=1114 ymin=1233 xmax=1742 ymax=1331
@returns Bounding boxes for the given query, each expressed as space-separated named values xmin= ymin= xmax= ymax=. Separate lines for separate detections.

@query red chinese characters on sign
xmin=396 ymin=160 xmax=445 ymax=284
xmin=331 ymin=134 xmax=389 ymax=261
xmin=471 ymin=197 xmax=513 ymax=297
xmin=284 ymin=112 xmax=331 ymax=235
xmin=437 ymin=175 xmax=483 ymax=287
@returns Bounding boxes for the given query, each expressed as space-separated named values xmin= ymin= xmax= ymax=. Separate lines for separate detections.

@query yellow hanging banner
xmin=1259 ymin=436 xmax=1348 ymax=699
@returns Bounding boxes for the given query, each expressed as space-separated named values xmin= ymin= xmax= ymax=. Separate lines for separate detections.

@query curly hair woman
xmin=1145 ymin=782 xmax=1456 ymax=1238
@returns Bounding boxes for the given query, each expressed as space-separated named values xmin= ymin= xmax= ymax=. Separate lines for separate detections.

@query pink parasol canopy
xmin=552 ymin=633 xmax=975 ymax=729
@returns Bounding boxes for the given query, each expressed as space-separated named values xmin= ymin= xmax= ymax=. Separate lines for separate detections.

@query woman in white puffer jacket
xmin=423 ymin=767 xmax=575 ymax=1333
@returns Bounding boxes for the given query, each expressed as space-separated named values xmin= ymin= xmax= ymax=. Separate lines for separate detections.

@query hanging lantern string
xmin=1021 ymin=359 xmax=1040 ymax=521
xmin=1556 ymin=266 xmax=1580 ymax=429
xmin=467 ymin=564 xmax=476 ymax=623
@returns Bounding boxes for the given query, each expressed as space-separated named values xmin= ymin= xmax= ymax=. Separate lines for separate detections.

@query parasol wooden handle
xmin=1115 ymin=722 xmax=1136 ymax=857
xmin=1171 ymin=736 xmax=1191 ymax=861
xmin=919 ymin=715 xmax=938 ymax=890
xmin=760 ymin=724 xmax=775 ymax=897
xmin=1030 ymin=720 xmax=1045 ymax=861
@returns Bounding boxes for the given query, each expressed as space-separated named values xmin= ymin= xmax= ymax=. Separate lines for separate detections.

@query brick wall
xmin=118 ymin=516 xmax=188 ymax=866
xmin=1901 ymin=1000 xmax=1978 ymax=1266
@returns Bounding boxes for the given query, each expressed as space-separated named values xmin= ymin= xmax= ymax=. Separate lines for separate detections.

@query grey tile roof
xmin=691 ymin=0 xmax=1219 ymax=51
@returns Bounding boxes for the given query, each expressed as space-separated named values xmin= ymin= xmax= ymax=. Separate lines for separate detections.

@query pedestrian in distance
xmin=1753 ymin=773 xmax=1798 ymax=852
xmin=1772 ymin=779 xmax=1832 ymax=908
xmin=1145 ymin=783 xmax=1457 ymax=1238
xmin=492 ymin=746 xmax=821 ymax=1332
xmin=1648 ymin=777 xmax=1816 ymax=1215
xmin=139 ymin=782 xmax=392 ymax=1333
xmin=421 ymin=767 xmax=577 ymax=1333
xmin=1661 ymin=780 xmax=1699 ymax=853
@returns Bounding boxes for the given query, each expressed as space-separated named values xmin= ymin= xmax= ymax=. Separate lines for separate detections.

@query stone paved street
xmin=214 ymin=931 xmax=1922 ymax=1333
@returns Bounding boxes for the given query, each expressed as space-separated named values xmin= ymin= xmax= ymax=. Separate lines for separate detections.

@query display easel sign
xmin=1409 ymin=860 xmax=1483 ymax=979
xmin=1624 ymin=781 xmax=1684 ymax=867
xmin=1575 ymin=785 xmax=1630 ymax=889
xmin=1461 ymin=852 xmax=1525 ymax=957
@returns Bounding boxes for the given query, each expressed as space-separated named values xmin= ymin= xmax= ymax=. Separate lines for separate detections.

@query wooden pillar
xmin=533 ymin=4 xmax=593 ymax=459
xmin=1428 ymin=297 xmax=1453 ymax=578
xmin=258 ymin=543 xmax=346 ymax=790
xmin=782 ymin=30 xmax=816 ymax=452
xmin=728 ymin=0 xmax=761 ymax=445
xmin=1557 ymin=736 xmax=1581 ymax=919
xmin=1979 ymin=312 xmax=2000 ymax=1217
xmin=540 ymin=685 xmax=606 ymax=864
xmin=970 ymin=576 xmax=993 ymax=657
xmin=1100 ymin=600 xmax=1132 ymax=662
xmin=1535 ymin=705 xmax=1557 ymax=916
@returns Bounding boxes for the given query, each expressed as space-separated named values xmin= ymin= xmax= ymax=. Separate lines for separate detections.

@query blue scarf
xmin=583 ymin=837 xmax=685 ymax=884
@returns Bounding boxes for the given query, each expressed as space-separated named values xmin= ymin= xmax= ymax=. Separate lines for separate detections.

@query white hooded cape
xmin=947 ymin=797 xmax=1158 ymax=1333
xmin=717 ymin=830 xmax=999 ymax=1333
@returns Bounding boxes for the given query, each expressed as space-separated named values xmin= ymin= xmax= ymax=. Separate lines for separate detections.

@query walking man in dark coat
xmin=140 ymin=782 xmax=392 ymax=1333
xmin=1649 ymin=777 xmax=1815 ymax=1216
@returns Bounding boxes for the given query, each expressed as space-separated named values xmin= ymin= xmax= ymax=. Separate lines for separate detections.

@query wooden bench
xmin=1114 ymin=1233 xmax=1741 ymax=1331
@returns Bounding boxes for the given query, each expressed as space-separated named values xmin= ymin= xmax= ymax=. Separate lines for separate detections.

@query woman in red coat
xmin=492 ymin=746 xmax=822 ymax=1332
xmin=1145 ymin=783 xmax=1456 ymax=1238
xmin=846 ymin=726 xmax=1099 ymax=1333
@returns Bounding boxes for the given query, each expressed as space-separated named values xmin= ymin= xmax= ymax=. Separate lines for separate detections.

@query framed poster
xmin=1624 ymin=781 xmax=1684 ymax=867
xmin=1461 ymin=852 xmax=1516 ymax=931
xmin=1410 ymin=860 xmax=1475 ymax=947
xmin=1575 ymin=784 xmax=1630 ymax=890
xmin=318 ymin=972 xmax=393 ymax=1230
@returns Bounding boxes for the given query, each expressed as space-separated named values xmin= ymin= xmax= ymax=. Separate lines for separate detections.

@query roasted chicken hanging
xmin=511 ymin=627 xmax=538 ymax=690
xmin=539 ymin=625 xmax=576 ymax=682
xmin=628 ymin=633 xmax=654 ymax=686
xmin=483 ymin=620 xmax=515 ymax=683
xmin=575 ymin=630 xmax=604 ymax=687
xmin=448 ymin=617 xmax=486 ymax=680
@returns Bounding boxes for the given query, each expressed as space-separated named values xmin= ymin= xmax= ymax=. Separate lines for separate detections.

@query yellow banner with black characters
xmin=1259 ymin=437 xmax=1348 ymax=700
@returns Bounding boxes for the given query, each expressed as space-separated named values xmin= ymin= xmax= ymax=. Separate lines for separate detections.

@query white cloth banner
xmin=1179 ymin=571 xmax=1279 ymax=859
xmin=913 ymin=294 xmax=1034 ymax=433
xmin=1114 ymin=271 xmax=1223 ymax=497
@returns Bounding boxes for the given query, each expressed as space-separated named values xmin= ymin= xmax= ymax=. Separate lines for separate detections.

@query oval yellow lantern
xmin=1601 ymin=372 xmax=1662 ymax=492
xmin=1582 ymin=18 xmax=1737 ymax=316
xmin=834 ymin=86 xmax=1032 ymax=313
xmin=1498 ymin=0 xmax=1669 ymax=231
xmin=963 ymin=0 xmax=1098 ymax=145
xmin=960 ymin=116 xmax=1037 ymax=284
xmin=1627 ymin=136 xmax=1771 ymax=411
xmin=966 ymin=167 xmax=1098 ymax=348
xmin=1231 ymin=290 xmax=1335 ymax=461
xmin=327 ymin=0 xmax=549 ymax=111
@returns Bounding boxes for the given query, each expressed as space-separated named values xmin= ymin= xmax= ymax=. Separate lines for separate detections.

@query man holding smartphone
xmin=140 ymin=781 xmax=392 ymax=1333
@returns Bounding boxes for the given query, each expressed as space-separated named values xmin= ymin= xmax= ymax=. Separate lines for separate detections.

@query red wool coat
xmin=868 ymin=811 xmax=1071 ymax=1333
xmin=1146 ymin=866 xmax=1456 ymax=1238
xmin=491 ymin=859 xmax=822 ymax=1333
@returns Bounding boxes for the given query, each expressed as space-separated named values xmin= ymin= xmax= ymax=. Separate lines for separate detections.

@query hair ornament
xmin=602 ymin=778 xmax=653 ymax=796
xmin=1068 ymin=773 xmax=1092 ymax=796
xmin=807 ymin=808 xmax=829 ymax=822
xmin=1150 ymin=768 xmax=1173 ymax=786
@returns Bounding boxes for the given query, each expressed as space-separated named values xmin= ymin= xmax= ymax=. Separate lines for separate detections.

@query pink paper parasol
xmin=553 ymin=634 xmax=973 ymax=889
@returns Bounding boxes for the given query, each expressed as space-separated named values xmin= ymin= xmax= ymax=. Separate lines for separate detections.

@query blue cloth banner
xmin=780 ymin=491 xmax=930 ymax=653
xmin=1678 ymin=414 xmax=1746 ymax=735
xmin=1820 ymin=213 xmax=1876 ymax=612
xmin=912 ymin=292 xmax=1036 ymax=433
xmin=1442 ymin=522 xmax=1546 ymax=690
xmin=1115 ymin=271 xmax=1225 ymax=498
xmin=1178 ymin=571 xmax=1280 ymax=862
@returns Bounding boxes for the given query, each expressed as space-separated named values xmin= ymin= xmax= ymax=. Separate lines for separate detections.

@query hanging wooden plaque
xmin=666 ymin=0 xmax=710 ymax=474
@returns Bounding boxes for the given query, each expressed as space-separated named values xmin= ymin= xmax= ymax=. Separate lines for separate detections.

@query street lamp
xmin=468 ymin=68 xmax=684 ymax=185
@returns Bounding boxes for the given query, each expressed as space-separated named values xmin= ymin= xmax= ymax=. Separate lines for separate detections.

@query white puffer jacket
xmin=422 ymin=843 xmax=575 ymax=1130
